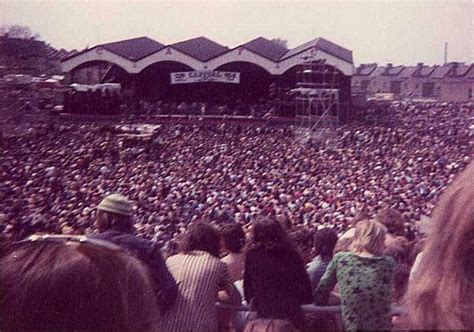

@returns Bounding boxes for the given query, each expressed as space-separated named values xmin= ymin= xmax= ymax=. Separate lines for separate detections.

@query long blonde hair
xmin=351 ymin=219 xmax=387 ymax=255
xmin=404 ymin=162 xmax=474 ymax=329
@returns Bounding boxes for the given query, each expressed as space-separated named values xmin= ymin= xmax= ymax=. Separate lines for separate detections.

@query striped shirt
xmin=160 ymin=250 xmax=231 ymax=332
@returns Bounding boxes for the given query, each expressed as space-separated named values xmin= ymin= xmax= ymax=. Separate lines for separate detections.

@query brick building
xmin=352 ymin=62 xmax=474 ymax=102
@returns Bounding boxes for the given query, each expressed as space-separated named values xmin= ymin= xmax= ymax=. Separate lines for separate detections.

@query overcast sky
xmin=1 ymin=0 xmax=472 ymax=65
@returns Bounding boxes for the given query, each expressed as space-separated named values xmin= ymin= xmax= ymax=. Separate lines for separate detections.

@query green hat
xmin=97 ymin=194 xmax=133 ymax=216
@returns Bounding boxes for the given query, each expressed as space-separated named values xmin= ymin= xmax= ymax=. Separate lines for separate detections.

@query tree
xmin=271 ymin=38 xmax=288 ymax=49
xmin=0 ymin=24 xmax=40 ymax=40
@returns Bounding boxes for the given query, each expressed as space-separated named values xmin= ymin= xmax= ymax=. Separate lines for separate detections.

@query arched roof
xmin=61 ymin=36 xmax=354 ymax=76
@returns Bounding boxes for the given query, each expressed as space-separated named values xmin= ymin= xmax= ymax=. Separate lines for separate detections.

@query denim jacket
xmin=94 ymin=230 xmax=178 ymax=313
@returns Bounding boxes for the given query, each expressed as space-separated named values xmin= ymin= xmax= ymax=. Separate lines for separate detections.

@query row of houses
xmin=352 ymin=62 xmax=474 ymax=102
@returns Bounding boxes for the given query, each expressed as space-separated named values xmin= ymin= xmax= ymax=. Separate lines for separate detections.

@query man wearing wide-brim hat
xmin=93 ymin=193 xmax=178 ymax=313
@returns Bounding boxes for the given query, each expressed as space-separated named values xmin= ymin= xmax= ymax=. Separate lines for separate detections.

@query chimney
xmin=414 ymin=63 xmax=424 ymax=76
xmin=449 ymin=62 xmax=459 ymax=76
xmin=383 ymin=63 xmax=393 ymax=75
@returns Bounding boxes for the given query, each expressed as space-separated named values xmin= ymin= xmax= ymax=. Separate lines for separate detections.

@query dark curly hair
xmin=181 ymin=222 xmax=221 ymax=257
xmin=313 ymin=228 xmax=338 ymax=259
xmin=376 ymin=208 xmax=405 ymax=236
xmin=248 ymin=218 xmax=293 ymax=252
xmin=221 ymin=224 xmax=246 ymax=254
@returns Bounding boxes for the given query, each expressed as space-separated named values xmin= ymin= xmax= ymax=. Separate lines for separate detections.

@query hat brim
xmin=96 ymin=205 xmax=132 ymax=217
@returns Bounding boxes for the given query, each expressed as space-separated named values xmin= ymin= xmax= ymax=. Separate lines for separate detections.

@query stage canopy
xmin=61 ymin=36 xmax=354 ymax=77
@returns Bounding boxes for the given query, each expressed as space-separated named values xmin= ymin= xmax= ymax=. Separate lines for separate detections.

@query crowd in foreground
xmin=0 ymin=101 xmax=473 ymax=331
xmin=1 ymin=163 xmax=473 ymax=331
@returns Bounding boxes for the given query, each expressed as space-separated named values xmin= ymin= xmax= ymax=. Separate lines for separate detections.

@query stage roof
xmin=99 ymin=36 xmax=165 ymax=61
xmin=65 ymin=35 xmax=353 ymax=64
xmin=171 ymin=37 xmax=228 ymax=61
xmin=61 ymin=35 xmax=355 ymax=76
xmin=241 ymin=37 xmax=288 ymax=61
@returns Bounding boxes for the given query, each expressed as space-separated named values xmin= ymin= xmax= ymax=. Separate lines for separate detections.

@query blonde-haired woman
xmin=404 ymin=162 xmax=474 ymax=330
xmin=314 ymin=219 xmax=395 ymax=331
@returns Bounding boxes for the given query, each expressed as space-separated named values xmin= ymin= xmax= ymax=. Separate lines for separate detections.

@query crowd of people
xmin=0 ymin=100 xmax=472 ymax=331
xmin=1 ymin=102 xmax=471 ymax=243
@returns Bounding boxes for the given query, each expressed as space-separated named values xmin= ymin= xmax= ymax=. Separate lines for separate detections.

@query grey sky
xmin=1 ymin=0 xmax=472 ymax=65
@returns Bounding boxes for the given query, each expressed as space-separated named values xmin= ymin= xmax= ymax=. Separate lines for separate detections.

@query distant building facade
xmin=352 ymin=62 xmax=474 ymax=102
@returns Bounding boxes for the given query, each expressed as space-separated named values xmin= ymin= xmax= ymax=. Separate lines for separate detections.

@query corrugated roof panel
xmin=316 ymin=38 xmax=353 ymax=64
xmin=172 ymin=37 xmax=228 ymax=61
xmin=281 ymin=38 xmax=318 ymax=59
xmin=242 ymin=37 xmax=288 ymax=61
xmin=281 ymin=37 xmax=353 ymax=63
xmin=101 ymin=36 xmax=165 ymax=60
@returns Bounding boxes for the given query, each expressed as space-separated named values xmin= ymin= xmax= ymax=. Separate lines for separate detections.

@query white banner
xmin=170 ymin=71 xmax=240 ymax=84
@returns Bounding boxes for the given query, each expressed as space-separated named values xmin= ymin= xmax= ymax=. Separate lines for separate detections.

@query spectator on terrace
xmin=221 ymin=223 xmax=246 ymax=282
xmin=288 ymin=227 xmax=314 ymax=264
xmin=0 ymin=235 xmax=159 ymax=332
xmin=404 ymin=162 xmax=474 ymax=330
xmin=335 ymin=209 xmax=368 ymax=252
xmin=93 ymin=193 xmax=178 ymax=313
xmin=386 ymin=236 xmax=413 ymax=303
xmin=376 ymin=207 xmax=406 ymax=251
xmin=0 ymin=102 xmax=472 ymax=260
xmin=160 ymin=222 xmax=236 ymax=332
xmin=314 ymin=219 xmax=395 ymax=331
xmin=244 ymin=219 xmax=312 ymax=329
xmin=307 ymin=228 xmax=338 ymax=288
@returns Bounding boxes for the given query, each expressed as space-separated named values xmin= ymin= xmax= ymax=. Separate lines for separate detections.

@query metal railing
xmin=215 ymin=302 xmax=407 ymax=316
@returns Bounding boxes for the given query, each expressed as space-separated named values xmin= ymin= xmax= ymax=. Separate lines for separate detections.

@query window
xmin=361 ymin=80 xmax=369 ymax=90
xmin=422 ymin=83 xmax=435 ymax=97
xmin=390 ymin=81 xmax=402 ymax=94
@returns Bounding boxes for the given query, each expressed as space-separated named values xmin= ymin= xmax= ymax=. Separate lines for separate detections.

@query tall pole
xmin=444 ymin=42 xmax=448 ymax=64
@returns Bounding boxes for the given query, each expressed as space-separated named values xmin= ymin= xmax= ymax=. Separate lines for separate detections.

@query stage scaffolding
xmin=292 ymin=57 xmax=341 ymax=147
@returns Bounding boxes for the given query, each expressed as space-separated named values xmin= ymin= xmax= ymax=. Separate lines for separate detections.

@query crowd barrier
xmin=215 ymin=302 xmax=407 ymax=316
xmin=38 ymin=113 xmax=300 ymax=127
